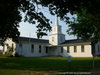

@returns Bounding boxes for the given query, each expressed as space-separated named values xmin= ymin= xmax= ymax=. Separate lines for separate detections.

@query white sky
xmin=18 ymin=7 xmax=77 ymax=40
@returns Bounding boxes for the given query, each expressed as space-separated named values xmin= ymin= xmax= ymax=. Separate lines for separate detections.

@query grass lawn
xmin=0 ymin=54 xmax=100 ymax=75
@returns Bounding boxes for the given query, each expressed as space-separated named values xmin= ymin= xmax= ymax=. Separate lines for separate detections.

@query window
xmin=98 ymin=45 xmax=100 ymax=52
xmin=45 ymin=47 xmax=48 ymax=53
xmin=61 ymin=47 xmax=63 ymax=53
xmin=74 ymin=46 xmax=77 ymax=53
xmin=67 ymin=46 xmax=70 ymax=53
xmin=81 ymin=45 xmax=84 ymax=52
xmin=99 ymin=45 xmax=100 ymax=53
xmin=39 ymin=45 xmax=41 ymax=53
xmin=31 ymin=44 xmax=34 ymax=53
xmin=19 ymin=43 xmax=22 ymax=47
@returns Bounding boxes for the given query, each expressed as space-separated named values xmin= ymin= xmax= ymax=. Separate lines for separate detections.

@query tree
xmin=6 ymin=45 xmax=14 ymax=56
xmin=0 ymin=0 xmax=21 ymax=42
xmin=0 ymin=0 xmax=51 ymax=43
xmin=67 ymin=8 xmax=100 ymax=41
xmin=0 ymin=0 xmax=100 ymax=43
xmin=39 ymin=0 xmax=100 ymax=41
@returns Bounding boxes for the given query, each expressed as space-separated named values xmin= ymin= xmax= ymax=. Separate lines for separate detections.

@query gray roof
xmin=61 ymin=39 xmax=91 ymax=44
xmin=18 ymin=37 xmax=91 ymax=45
xmin=18 ymin=37 xmax=49 ymax=43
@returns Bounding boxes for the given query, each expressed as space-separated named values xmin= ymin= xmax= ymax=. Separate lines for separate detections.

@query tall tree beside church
xmin=67 ymin=8 xmax=100 ymax=41
xmin=39 ymin=0 xmax=100 ymax=41
xmin=0 ymin=0 xmax=21 ymax=42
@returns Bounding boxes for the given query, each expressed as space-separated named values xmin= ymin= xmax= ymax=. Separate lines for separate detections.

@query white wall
xmin=49 ymin=34 xmax=65 ymax=45
xmin=49 ymin=21 xmax=65 ymax=45
xmin=49 ymin=34 xmax=58 ymax=45
xmin=16 ymin=42 xmax=93 ymax=57
xmin=48 ymin=47 xmax=59 ymax=56
xmin=3 ymin=38 xmax=95 ymax=57
xmin=59 ymin=46 xmax=69 ymax=57
xmin=16 ymin=42 xmax=49 ymax=57
xmin=58 ymin=34 xmax=65 ymax=44
xmin=59 ymin=44 xmax=93 ymax=57
xmin=52 ymin=25 xmax=62 ymax=34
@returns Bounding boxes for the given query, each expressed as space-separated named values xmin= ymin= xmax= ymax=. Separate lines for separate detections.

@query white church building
xmin=3 ymin=16 xmax=100 ymax=57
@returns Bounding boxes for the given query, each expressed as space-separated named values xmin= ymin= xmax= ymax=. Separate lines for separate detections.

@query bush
xmin=15 ymin=52 xmax=22 ymax=57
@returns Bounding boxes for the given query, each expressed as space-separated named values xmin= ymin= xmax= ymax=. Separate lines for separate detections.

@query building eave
xmin=59 ymin=42 xmax=91 ymax=46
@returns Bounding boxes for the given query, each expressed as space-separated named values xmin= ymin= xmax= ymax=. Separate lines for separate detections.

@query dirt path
xmin=91 ymin=68 xmax=100 ymax=75
xmin=14 ymin=70 xmax=100 ymax=75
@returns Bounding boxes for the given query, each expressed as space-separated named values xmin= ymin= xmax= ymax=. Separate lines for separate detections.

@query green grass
xmin=0 ymin=54 xmax=100 ymax=75
xmin=0 ymin=54 xmax=9 ymax=57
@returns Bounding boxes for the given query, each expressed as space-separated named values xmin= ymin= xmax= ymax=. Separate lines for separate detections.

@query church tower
xmin=49 ymin=15 xmax=65 ymax=45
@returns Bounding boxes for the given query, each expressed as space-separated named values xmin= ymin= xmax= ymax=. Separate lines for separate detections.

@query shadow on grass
xmin=0 ymin=57 xmax=100 ymax=72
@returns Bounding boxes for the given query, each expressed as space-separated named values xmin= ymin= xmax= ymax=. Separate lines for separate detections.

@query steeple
xmin=53 ymin=14 xmax=61 ymax=34
xmin=49 ymin=14 xmax=65 ymax=45
xmin=55 ymin=14 xmax=59 ymax=26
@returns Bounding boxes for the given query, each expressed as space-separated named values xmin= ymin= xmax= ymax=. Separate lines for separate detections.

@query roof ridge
xmin=19 ymin=36 xmax=49 ymax=41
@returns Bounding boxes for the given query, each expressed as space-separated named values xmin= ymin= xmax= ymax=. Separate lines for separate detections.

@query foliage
xmin=6 ymin=45 xmax=14 ymax=56
xmin=0 ymin=0 xmax=51 ymax=43
xmin=39 ymin=0 xmax=100 ymax=41
xmin=14 ymin=52 xmax=22 ymax=57
xmin=67 ymin=9 xmax=100 ymax=41
xmin=0 ymin=0 xmax=21 ymax=42
xmin=0 ymin=0 xmax=100 ymax=43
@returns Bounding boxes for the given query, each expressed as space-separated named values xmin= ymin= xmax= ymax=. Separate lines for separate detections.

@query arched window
xmin=61 ymin=47 xmax=63 ymax=53
xmin=45 ymin=47 xmax=48 ymax=53
xmin=39 ymin=45 xmax=41 ymax=53
xmin=81 ymin=45 xmax=84 ymax=52
xmin=74 ymin=46 xmax=77 ymax=53
xmin=97 ymin=45 xmax=100 ymax=53
xmin=19 ymin=43 xmax=22 ymax=48
xmin=31 ymin=44 xmax=34 ymax=53
xmin=67 ymin=46 xmax=70 ymax=53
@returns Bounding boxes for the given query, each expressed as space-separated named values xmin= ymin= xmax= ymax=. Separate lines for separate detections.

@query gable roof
xmin=18 ymin=37 xmax=49 ymax=43
xmin=61 ymin=39 xmax=91 ymax=45
xmin=18 ymin=37 xmax=91 ymax=45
